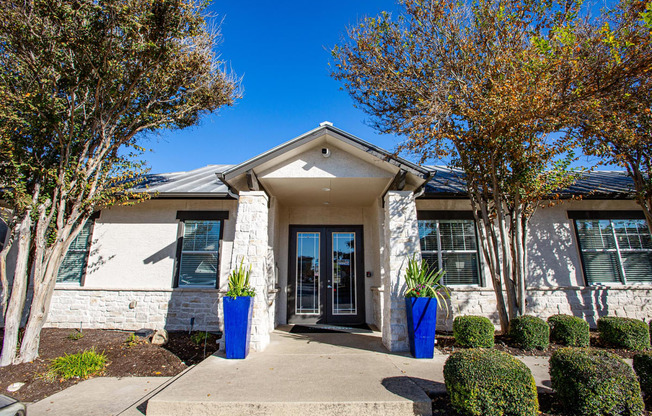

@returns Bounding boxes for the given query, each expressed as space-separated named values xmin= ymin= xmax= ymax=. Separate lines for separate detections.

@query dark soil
xmin=0 ymin=328 xmax=219 ymax=403
xmin=435 ymin=330 xmax=645 ymax=358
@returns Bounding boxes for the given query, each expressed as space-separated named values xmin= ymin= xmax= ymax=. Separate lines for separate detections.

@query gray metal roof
xmin=422 ymin=166 xmax=636 ymax=199
xmin=133 ymin=164 xmax=233 ymax=197
xmin=137 ymin=163 xmax=635 ymax=200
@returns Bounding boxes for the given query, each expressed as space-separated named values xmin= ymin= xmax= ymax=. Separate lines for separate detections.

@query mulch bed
xmin=435 ymin=330 xmax=642 ymax=358
xmin=0 ymin=328 xmax=219 ymax=403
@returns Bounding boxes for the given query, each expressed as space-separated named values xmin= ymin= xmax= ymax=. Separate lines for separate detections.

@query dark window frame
xmin=417 ymin=211 xmax=483 ymax=286
xmin=173 ymin=211 xmax=228 ymax=289
xmin=570 ymin=211 xmax=652 ymax=286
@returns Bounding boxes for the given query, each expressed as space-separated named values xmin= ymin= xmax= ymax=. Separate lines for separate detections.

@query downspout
xmin=216 ymin=173 xmax=239 ymax=200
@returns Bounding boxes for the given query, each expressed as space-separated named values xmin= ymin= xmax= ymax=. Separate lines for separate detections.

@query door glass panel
xmin=332 ymin=232 xmax=356 ymax=315
xmin=296 ymin=232 xmax=320 ymax=315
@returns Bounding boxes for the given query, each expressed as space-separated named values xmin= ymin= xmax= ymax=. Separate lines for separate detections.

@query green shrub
xmin=125 ymin=333 xmax=139 ymax=347
xmin=67 ymin=330 xmax=84 ymax=341
xmin=633 ymin=351 xmax=652 ymax=396
xmin=453 ymin=315 xmax=495 ymax=348
xmin=598 ymin=316 xmax=650 ymax=350
xmin=190 ymin=331 xmax=215 ymax=346
xmin=47 ymin=348 xmax=107 ymax=380
xmin=550 ymin=348 xmax=644 ymax=416
xmin=547 ymin=314 xmax=590 ymax=347
xmin=444 ymin=348 xmax=538 ymax=416
xmin=508 ymin=315 xmax=549 ymax=350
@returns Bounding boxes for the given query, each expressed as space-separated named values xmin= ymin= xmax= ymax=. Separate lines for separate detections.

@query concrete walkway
xmin=28 ymin=377 xmax=171 ymax=416
xmin=145 ymin=326 xmax=556 ymax=416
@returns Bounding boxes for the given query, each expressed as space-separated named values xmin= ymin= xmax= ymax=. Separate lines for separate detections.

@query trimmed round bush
xmin=550 ymin=348 xmax=644 ymax=416
xmin=633 ymin=351 xmax=652 ymax=396
xmin=598 ymin=316 xmax=650 ymax=350
xmin=548 ymin=314 xmax=590 ymax=347
xmin=508 ymin=315 xmax=549 ymax=350
xmin=453 ymin=315 xmax=495 ymax=348
xmin=444 ymin=348 xmax=538 ymax=416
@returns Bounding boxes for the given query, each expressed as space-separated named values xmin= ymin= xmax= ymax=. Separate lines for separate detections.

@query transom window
xmin=177 ymin=220 xmax=222 ymax=287
xmin=57 ymin=220 xmax=94 ymax=284
xmin=575 ymin=218 xmax=652 ymax=285
xmin=418 ymin=218 xmax=481 ymax=285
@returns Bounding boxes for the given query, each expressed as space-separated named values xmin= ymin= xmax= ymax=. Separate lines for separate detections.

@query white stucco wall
xmin=44 ymin=198 xmax=237 ymax=331
xmin=83 ymin=199 xmax=237 ymax=289
xmin=417 ymin=198 xmax=652 ymax=328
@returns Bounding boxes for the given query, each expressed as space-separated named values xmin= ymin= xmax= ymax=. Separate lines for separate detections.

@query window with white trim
xmin=418 ymin=219 xmax=481 ymax=285
xmin=57 ymin=220 xmax=94 ymax=284
xmin=176 ymin=220 xmax=222 ymax=287
xmin=575 ymin=218 xmax=652 ymax=284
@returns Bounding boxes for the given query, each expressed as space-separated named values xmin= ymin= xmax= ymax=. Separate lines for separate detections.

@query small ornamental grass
xmin=453 ymin=315 xmax=495 ymax=348
xmin=47 ymin=348 xmax=107 ymax=381
xmin=633 ymin=351 xmax=652 ymax=397
xmin=547 ymin=314 xmax=590 ymax=347
xmin=598 ymin=316 xmax=650 ymax=351
xmin=550 ymin=348 xmax=644 ymax=416
xmin=444 ymin=348 xmax=538 ymax=416
xmin=508 ymin=315 xmax=549 ymax=350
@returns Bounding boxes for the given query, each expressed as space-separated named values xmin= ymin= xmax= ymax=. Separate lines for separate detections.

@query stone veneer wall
xmin=436 ymin=286 xmax=652 ymax=330
xmin=381 ymin=191 xmax=421 ymax=351
xmin=46 ymin=288 xmax=222 ymax=331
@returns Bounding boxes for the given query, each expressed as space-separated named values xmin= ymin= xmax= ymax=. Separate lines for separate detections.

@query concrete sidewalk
xmin=28 ymin=377 xmax=171 ymax=416
xmin=145 ymin=327 xmax=556 ymax=416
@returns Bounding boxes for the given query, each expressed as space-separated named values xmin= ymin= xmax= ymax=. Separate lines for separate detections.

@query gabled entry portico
xmin=218 ymin=123 xmax=431 ymax=352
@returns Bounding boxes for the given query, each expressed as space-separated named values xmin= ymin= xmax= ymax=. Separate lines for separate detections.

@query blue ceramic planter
xmin=223 ymin=296 xmax=253 ymax=359
xmin=405 ymin=297 xmax=438 ymax=359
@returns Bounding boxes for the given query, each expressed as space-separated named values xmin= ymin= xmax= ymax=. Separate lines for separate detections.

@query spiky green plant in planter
xmin=403 ymin=255 xmax=450 ymax=358
xmin=225 ymin=258 xmax=255 ymax=299
xmin=223 ymin=258 xmax=255 ymax=359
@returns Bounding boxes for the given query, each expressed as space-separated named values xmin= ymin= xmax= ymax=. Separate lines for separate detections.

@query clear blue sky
xmin=145 ymin=0 xmax=404 ymax=174
xmin=144 ymin=0 xmax=613 ymax=174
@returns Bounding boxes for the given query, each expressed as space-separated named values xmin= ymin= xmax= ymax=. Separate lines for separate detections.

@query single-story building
xmin=1 ymin=122 xmax=651 ymax=352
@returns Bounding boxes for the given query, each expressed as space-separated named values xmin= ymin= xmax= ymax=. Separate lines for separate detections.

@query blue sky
xmin=145 ymin=0 xmax=404 ymax=174
xmin=144 ymin=0 xmax=614 ymax=174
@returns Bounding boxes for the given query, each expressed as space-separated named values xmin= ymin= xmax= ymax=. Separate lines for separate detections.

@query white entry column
xmin=231 ymin=191 xmax=271 ymax=351
xmin=381 ymin=191 xmax=421 ymax=351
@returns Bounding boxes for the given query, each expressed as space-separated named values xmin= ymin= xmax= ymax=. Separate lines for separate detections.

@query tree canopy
xmin=0 ymin=0 xmax=239 ymax=365
xmin=332 ymin=0 xmax=651 ymax=331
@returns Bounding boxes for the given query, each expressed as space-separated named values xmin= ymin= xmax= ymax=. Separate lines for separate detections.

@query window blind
xmin=575 ymin=219 xmax=652 ymax=284
xmin=178 ymin=220 xmax=221 ymax=287
xmin=418 ymin=219 xmax=480 ymax=285
xmin=57 ymin=221 xmax=93 ymax=284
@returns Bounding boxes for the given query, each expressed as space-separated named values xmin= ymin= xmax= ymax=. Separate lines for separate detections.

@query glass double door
xmin=288 ymin=226 xmax=365 ymax=324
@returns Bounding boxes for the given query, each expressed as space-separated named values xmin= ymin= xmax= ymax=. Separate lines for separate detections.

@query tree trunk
xmin=0 ymin=213 xmax=32 ymax=366
xmin=472 ymin=195 xmax=510 ymax=333
xmin=18 ymin=245 xmax=65 ymax=363
xmin=0 ymin=221 xmax=19 ymax=316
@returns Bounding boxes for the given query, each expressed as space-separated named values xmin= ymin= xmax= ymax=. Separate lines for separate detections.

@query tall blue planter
xmin=223 ymin=296 xmax=253 ymax=359
xmin=405 ymin=297 xmax=438 ymax=359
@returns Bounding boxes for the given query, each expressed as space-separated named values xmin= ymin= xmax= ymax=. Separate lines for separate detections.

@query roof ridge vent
xmin=319 ymin=121 xmax=333 ymax=127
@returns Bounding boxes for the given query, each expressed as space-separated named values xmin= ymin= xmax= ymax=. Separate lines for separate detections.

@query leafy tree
xmin=0 ymin=0 xmax=238 ymax=365
xmin=331 ymin=0 xmax=648 ymax=332
xmin=575 ymin=1 xmax=652 ymax=232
